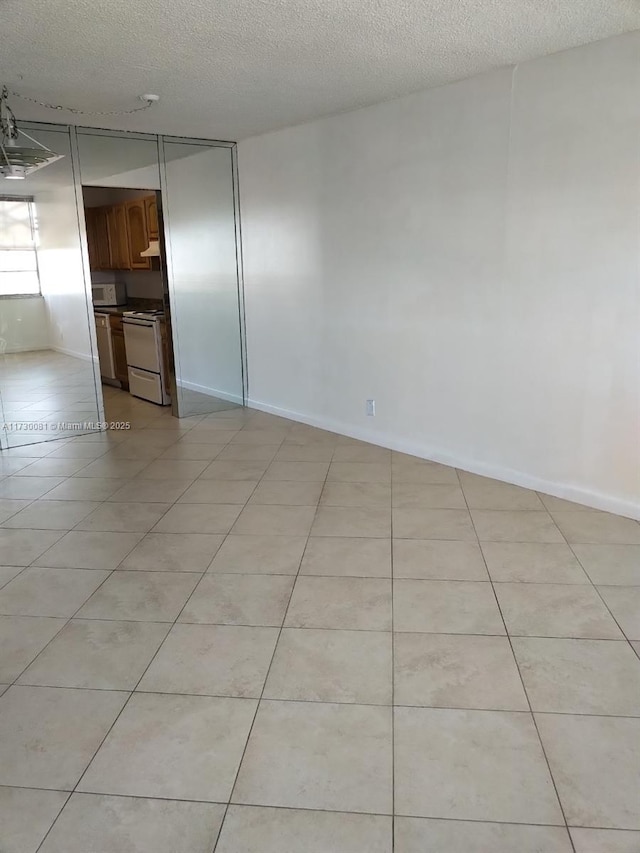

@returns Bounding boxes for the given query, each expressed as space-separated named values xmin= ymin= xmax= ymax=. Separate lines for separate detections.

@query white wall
xmin=239 ymin=32 xmax=640 ymax=518
xmin=0 ymin=297 xmax=49 ymax=353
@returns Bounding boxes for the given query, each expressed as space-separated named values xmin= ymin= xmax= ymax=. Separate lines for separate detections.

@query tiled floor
xmin=0 ymin=351 xmax=101 ymax=448
xmin=0 ymin=379 xmax=639 ymax=852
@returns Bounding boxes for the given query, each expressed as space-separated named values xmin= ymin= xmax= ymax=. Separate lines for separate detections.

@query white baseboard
xmin=51 ymin=345 xmax=97 ymax=364
xmin=248 ymin=397 xmax=640 ymax=521
xmin=178 ymin=379 xmax=243 ymax=406
xmin=1 ymin=344 xmax=50 ymax=354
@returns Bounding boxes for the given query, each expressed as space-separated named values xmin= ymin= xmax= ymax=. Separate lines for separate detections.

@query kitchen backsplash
xmin=91 ymin=270 xmax=163 ymax=301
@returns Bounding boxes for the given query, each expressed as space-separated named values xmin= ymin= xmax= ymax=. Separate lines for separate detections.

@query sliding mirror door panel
xmin=160 ymin=140 xmax=244 ymax=417
xmin=0 ymin=125 xmax=102 ymax=448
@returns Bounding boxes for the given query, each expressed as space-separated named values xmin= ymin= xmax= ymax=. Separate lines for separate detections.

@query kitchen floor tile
xmin=394 ymin=817 xmax=572 ymax=853
xmin=569 ymin=828 xmax=640 ymax=853
xmin=300 ymin=536 xmax=391 ymax=577
xmin=392 ymin=508 xmax=476 ymax=540
xmin=216 ymin=443 xmax=281 ymax=462
xmin=232 ymin=700 xmax=392 ymax=813
xmin=34 ymin=530 xmax=144 ymax=569
xmin=495 ymin=583 xmax=624 ymax=638
xmin=393 ymin=539 xmax=487 ymax=580
xmin=232 ymin=504 xmax=317 ymax=536
xmin=274 ymin=444 xmax=335 ymax=462
xmin=75 ymin=502 xmax=171 ymax=532
xmin=180 ymin=574 xmax=294 ymax=626
xmin=471 ymin=510 xmax=564 ymax=543
xmin=394 ymin=633 xmax=527 ymax=710
xmin=264 ymin=628 xmax=392 ymax=704
xmin=459 ymin=472 xmax=544 ymax=510
xmin=1 ymin=500 xmax=98 ymax=530
xmin=571 ymin=544 xmax=640 ymax=585
xmin=216 ymin=805 xmax=392 ymax=853
xmin=76 ymin=571 xmax=200 ymax=622
xmin=138 ymin=623 xmax=278 ymax=697
xmin=311 ymin=506 xmax=391 ymax=537
xmin=391 ymin=483 xmax=466 ymax=509
xmin=38 ymin=794 xmax=225 ymax=853
xmin=0 ymin=685 xmax=127 ymax=789
xmin=0 ymin=528 xmax=64 ymax=565
xmin=136 ymin=459 xmax=211 ymax=480
xmin=107 ymin=478 xmax=193 ymax=503
xmin=596 ymin=585 xmax=640 ymax=639
xmin=536 ymin=713 xmax=640 ymax=829
xmin=394 ymin=706 xmax=563 ymax=823
xmin=327 ymin=462 xmax=390 ymax=484
xmin=320 ymin=481 xmax=391 ymax=507
xmin=152 ymin=503 xmax=241 ymax=534
xmin=207 ymin=534 xmax=307 ymax=575
xmin=393 ymin=579 xmax=504 ymax=634
xmin=0 ymin=615 xmax=66 ymax=682
xmin=0 ymin=477 xmax=65 ymax=500
xmin=0 ymin=787 xmax=69 ymax=853
xmin=0 ymin=568 xmax=110 ymax=617
xmin=120 ymin=532 xmax=224 ymax=571
xmin=552 ymin=511 xmax=640 ymax=544
xmin=78 ymin=692 xmax=256 ymax=801
xmin=200 ymin=460 xmax=269 ymax=480
xmin=18 ymin=619 xmax=170 ymax=690
xmin=514 ymin=636 xmax=640 ymax=715
xmin=249 ymin=480 xmax=323 ymax=505
xmin=178 ymin=479 xmax=258 ymax=504
xmin=0 ymin=565 xmax=23 ymax=588
xmin=41 ymin=477 xmax=129 ymax=501
xmin=286 ymin=576 xmax=392 ymax=630
xmin=263 ymin=461 xmax=330 ymax=481
xmin=481 ymin=542 xmax=589 ymax=583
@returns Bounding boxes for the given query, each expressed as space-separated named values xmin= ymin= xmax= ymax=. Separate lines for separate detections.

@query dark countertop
xmin=93 ymin=299 xmax=164 ymax=317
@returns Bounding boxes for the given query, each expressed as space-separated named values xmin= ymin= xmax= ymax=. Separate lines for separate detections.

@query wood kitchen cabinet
xmin=84 ymin=194 xmax=157 ymax=271
xmin=110 ymin=314 xmax=129 ymax=389
xmin=145 ymin=195 xmax=159 ymax=240
xmin=126 ymin=199 xmax=151 ymax=269
xmin=93 ymin=207 xmax=112 ymax=271
xmin=107 ymin=205 xmax=131 ymax=270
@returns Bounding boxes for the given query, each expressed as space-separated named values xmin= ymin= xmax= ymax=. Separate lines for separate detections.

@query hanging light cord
xmin=7 ymin=90 xmax=157 ymax=117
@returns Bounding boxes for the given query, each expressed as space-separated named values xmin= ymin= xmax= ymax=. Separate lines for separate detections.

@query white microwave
xmin=92 ymin=282 xmax=127 ymax=307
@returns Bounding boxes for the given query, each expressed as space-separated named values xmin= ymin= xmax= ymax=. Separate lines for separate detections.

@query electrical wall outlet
xmin=366 ymin=399 xmax=376 ymax=416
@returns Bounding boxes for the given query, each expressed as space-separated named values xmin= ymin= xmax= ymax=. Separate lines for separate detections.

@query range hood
xmin=140 ymin=240 xmax=160 ymax=257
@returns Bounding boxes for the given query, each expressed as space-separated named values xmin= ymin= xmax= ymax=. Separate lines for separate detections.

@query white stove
xmin=122 ymin=311 xmax=171 ymax=405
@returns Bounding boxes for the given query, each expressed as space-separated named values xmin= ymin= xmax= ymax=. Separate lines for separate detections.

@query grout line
xmin=456 ymin=467 xmax=578 ymax=853
xmin=211 ymin=438 xmax=334 ymax=850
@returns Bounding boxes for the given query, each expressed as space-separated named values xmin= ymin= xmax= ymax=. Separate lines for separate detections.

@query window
xmin=0 ymin=198 xmax=41 ymax=296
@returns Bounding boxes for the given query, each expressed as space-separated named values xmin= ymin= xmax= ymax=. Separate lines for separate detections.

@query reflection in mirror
xmin=161 ymin=141 xmax=244 ymax=417
xmin=0 ymin=126 xmax=102 ymax=449
xmin=76 ymin=132 xmax=172 ymax=427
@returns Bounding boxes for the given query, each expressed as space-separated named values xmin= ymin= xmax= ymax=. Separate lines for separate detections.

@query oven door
xmin=122 ymin=319 xmax=160 ymax=373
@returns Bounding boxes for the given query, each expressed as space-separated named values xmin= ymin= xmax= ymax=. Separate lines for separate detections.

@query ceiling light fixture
xmin=0 ymin=86 xmax=64 ymax=179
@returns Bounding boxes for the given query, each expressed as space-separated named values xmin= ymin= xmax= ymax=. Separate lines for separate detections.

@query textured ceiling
xmin=1 ymin=0 xmax=639 ymax=141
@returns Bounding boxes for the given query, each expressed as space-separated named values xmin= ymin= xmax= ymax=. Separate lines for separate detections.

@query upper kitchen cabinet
xmin=94 ymin=206 xmax=112 ymax=270
xmin=145 ymin=195 xmax=159 ymax=240
xmin=84 ymin=195 xmax=156 ymax=271
xmin=107 ymin=204 xmax=130 ymax=270
xmin=125 ymin=199 xmax=151 ymax=269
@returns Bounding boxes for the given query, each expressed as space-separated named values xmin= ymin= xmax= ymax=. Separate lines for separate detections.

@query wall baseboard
xmin=178 ymin=379 xmax=243 ymax=406
xmin=1 ymin=344 xmax=50 ymax=354
xmin=248 ymin=397 xmax=640 ymax=521
xmin=51 ymin=345 xmax=97 ymax=364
